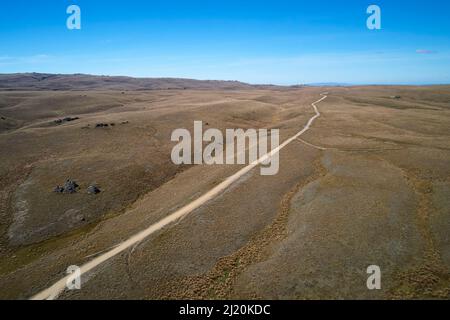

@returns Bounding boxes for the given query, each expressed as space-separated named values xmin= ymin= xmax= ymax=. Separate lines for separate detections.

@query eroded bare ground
xmin=0 ymin=86 xmax=449 ymax=299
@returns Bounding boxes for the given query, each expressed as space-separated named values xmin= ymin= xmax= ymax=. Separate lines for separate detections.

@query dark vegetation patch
xmin=54 ymin=117 xmax=80 ymax=125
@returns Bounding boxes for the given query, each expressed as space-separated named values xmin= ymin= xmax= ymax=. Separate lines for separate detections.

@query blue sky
xmin=0 ymin=0 xmax=449 ymax=84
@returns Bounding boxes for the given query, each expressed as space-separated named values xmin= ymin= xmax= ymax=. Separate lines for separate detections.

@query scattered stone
xmin=87 ymin=185 xmax=101 ymax=195
xmin=0 ymin=116 xmax=5 ymax=120
xmin=110 ymin=123 xmax=116 ymax=126
xmin=391 ymin=96 xmax=401 ymax=99
xmin=53 ymin=180 xmax=79 ymax=194
xmin=53 ymin=186 xmax=64 ymax=193
xmin=121 ymin=121 xmax=129 ymax=125
xmin=63 ymin=180 xmax=79 ymax=194
xmin=95 ymin=123 xmax=109 ymax=128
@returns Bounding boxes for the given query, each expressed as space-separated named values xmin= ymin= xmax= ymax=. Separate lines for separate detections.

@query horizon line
xmin=1 ymin=72 xmax=449 ymax=87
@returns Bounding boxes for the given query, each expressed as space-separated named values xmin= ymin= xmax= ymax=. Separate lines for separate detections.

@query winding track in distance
xmin=31 ymin=93 xmax=328 ymax=300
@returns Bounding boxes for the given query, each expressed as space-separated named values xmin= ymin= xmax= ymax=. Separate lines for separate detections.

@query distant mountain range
xmin=0 ymin=73 xmax=284 ymax=91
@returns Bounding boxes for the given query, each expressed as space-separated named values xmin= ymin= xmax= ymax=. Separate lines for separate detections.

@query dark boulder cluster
xmin=54 ymin=180 xmax=79 ymax=194
xmin=95 ymin=123 xmax=111 ymax=128
xmin=84 ymin=121 xmax=128 ymax=129
xmin=54 ymin=180 xmax=101 ymax=195
xmin=0 ymin=116 xmax=5 ymax=120
xmin=54 ymin=117 xmax=80 ymax=125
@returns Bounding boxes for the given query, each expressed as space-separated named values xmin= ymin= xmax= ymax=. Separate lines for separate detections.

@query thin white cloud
xmin=416 ymin=49 xmax=437 ymax=54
